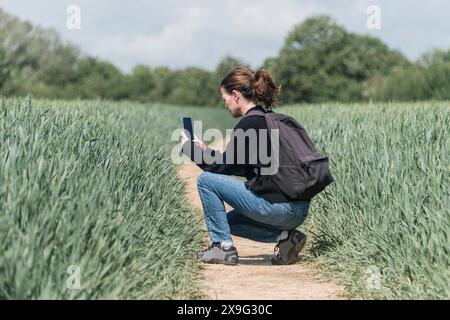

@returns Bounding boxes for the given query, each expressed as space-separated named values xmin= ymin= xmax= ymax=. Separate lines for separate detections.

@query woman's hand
xmin=193 ymin=136 xmax=207 ymax=151
xmin=180 ymin=131 xmax=189 ymax=145
xmin=179 ymin=131 xmax=207 ymax=151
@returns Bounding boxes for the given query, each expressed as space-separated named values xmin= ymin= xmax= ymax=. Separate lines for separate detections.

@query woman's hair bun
xmin=221 ymin=67 xmax=281 ymax=107
xmin=252 ymin=69 xmax=282 ymax=107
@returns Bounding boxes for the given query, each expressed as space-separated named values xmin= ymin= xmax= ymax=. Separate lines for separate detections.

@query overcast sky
xmin=1 ymin=0 xmax=449 ymax=72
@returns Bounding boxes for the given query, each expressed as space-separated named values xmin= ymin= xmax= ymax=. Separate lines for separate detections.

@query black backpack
xmin=244 ymin=106 xmax=334 ymax=201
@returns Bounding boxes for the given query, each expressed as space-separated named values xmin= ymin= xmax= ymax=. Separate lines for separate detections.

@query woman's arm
xmin=181 ymin=116 xmax=269 ymax=177
xmin=181 ymin=136 xmax=247 ymax=176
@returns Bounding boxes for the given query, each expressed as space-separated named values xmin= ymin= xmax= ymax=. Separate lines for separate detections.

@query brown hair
xmin=220 ymin=67 xmax=282 ymax=107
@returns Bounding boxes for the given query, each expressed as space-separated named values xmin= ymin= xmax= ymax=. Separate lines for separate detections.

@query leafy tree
xmin=146 ymin=66 xmax=177 ymax=103
xmin=0 ymin=44 xmax=11 ymax=89
xmin=263 ymin=16 xmax=410 ymax=103
xmin=0 ymin=8 xmax=448 ymax=104
xmin=75 ymin=58 xmax=130 ymax=100
xmin=0 ymin=9 xmax=82 ymax=97
xmin=166 ymin=67 xmax=214 ymax=106
xmin=419 ymin=48 xmax=450 ymax=68
xmin=128 ymin=65 xmax=156 ymax=102
xmin=370 ymin=49 xmax=450 ymax=101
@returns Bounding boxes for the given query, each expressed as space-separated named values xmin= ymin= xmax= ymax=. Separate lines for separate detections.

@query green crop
xmin=1 ymin=97 xmax=448 ymax=299
xmin=282 ymin=102 xmax=449 ymax=299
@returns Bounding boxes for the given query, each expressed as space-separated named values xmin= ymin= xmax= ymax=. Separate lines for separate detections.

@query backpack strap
xmin=243 ymin=105 xmax=271 ymax=118
xmin=242 ymin=105 xmax=272 ymax=182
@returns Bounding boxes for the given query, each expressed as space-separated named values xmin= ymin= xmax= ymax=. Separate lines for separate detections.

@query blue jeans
xmin=197 ymin=171 xmax=310 ymax=244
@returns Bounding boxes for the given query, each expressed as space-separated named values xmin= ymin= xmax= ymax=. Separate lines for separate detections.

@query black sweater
xmin=182 ymin=105 xmax=291 ymax=203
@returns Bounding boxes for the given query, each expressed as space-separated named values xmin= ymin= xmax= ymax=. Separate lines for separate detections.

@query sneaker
xmin=197 ymin=242 xmax=238 ymax=265
xmin=271 ymin=230 xmax=307 ymax=265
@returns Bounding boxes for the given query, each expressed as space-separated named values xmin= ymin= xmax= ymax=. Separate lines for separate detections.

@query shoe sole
xmin=204 ymin=257 xmax=239 ymax=266
xmin=197 ymin=248 xmax=238 ymax=265
xmin=272 ymin=232 xmax=307 ymax=265
xmin=286 ymin=233 xmax=307 ymax=265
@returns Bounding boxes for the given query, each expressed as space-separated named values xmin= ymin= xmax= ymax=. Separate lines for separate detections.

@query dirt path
xmin=177 ymin=139 xmax=346 ymax=300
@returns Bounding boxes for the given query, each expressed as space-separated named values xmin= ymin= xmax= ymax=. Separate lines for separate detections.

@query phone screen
xmin=182 ymin=117 xmax=194 ymax=140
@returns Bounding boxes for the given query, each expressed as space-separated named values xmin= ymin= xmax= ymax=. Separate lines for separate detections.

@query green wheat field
xmin=0 ymin=96 xmax=448 ymax=299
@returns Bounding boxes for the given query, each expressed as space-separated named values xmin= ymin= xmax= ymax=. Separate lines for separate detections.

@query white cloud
xmin=0 ymin=0 xmax=449 ymax=71
xmin=91 ymin=5 xmax=207 ymax=70
xmin=90 ymin=0 xmax=317 ymax=71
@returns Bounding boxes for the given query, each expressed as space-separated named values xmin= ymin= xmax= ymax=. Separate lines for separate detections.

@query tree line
xmin=0 ymin=9 xmax=449 ymax=106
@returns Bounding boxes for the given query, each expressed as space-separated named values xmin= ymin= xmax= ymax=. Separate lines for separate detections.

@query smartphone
xmin=181 ymin=117 xmax=194 ymax=140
